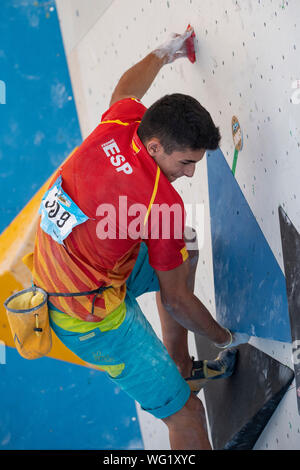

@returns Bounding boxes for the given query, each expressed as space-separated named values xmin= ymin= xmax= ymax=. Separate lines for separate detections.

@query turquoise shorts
xmin=49 ymin=242 xmax=191 ymax=419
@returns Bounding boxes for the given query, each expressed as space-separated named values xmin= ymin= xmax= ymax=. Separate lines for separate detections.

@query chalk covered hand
xmin=154 ymin=26 xmax=195 ymax=65
xmin=215 ymin=328 xmax=250 ymax=349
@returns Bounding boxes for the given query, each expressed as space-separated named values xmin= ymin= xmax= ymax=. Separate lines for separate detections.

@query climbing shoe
xmin=185 ymin=348 xmax=238 ymax=394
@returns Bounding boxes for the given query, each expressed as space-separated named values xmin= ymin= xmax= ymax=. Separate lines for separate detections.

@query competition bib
xmin=39 ymin=175 xmax=89 ymax=244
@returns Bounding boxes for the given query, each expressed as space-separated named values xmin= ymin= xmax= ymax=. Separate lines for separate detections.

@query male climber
xmin=33 ymin=28 xmax=249 ymax=450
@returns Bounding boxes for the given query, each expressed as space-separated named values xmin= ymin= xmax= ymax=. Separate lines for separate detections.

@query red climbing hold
xmin=186 ymin=24 xmax=196 ymax=63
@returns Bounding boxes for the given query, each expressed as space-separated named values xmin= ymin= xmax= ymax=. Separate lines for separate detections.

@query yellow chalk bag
xmin=4 ymin=286 xmax=52 ymax=359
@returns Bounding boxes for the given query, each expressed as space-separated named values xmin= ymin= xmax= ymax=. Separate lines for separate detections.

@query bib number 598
xmin=45 ymin=192 xmax=72 ymax=229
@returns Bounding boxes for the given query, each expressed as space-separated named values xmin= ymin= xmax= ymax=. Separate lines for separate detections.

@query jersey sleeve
xmin=101 ymin=97 xmax=147 ymax=123
xmin=143 ymin=172 xmax=189 ymax=271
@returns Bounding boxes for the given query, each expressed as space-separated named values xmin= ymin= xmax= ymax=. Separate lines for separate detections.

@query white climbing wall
xmin=55 ymin=0 xmax=300 ymax=449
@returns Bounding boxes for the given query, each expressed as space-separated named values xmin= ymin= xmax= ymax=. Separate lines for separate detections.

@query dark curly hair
xmin=137 ymin=93 xmax=221 ymax=155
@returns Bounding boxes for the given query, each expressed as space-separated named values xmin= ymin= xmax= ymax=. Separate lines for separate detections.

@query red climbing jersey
xmin=33 ymin=98 xmax=188 ymax=322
